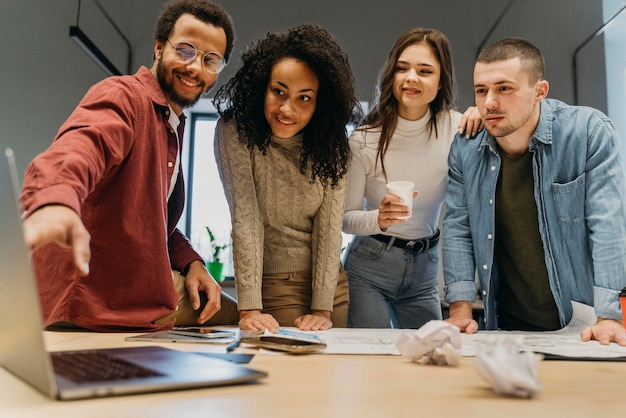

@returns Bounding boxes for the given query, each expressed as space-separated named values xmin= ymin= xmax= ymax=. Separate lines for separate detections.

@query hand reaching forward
xmin=22 ymin=205 xmax=91 ymax=276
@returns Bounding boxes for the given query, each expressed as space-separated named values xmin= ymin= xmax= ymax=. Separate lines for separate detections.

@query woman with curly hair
xmin=342 ymin=28 xmax=481 ymax=329
xmin=213 ymin=24 xmax=362 ymax=332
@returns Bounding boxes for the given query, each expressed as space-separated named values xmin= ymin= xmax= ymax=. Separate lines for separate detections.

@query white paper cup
xmin=386 ymin=181 xmax=415 ymax=219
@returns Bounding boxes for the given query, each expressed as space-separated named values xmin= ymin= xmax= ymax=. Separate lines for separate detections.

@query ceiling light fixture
xmin=68 ymin=0 xmax=131 ymax=77
xmin=69 ymin=25 xmax=121 ymax=76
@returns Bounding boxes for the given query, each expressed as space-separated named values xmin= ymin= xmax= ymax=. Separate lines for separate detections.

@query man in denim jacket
xmin=443 ymin=37 xmax=626 ymax=345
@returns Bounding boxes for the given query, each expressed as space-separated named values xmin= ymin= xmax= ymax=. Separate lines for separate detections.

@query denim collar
xmin=531 ymin=99 xmax=554 ymax=148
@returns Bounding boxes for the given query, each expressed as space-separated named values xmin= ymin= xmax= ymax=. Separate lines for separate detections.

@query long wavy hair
xmin=361 ymin=28 xmax=455 ymax=180
xmin=213 ymin=24 xmax=362 ymax=188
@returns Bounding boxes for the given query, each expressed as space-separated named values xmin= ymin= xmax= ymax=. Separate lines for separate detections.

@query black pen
xmin=226 ymin=339 xmax=241 ymax=353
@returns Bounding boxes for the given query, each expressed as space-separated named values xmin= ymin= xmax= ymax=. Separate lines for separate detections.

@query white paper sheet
xmin=304 ymin=301 xmax=626 ymax=357
xmin=313 ymin=327 xmax=404 ymax=355
xmin=460 ymin=301 xmax=626 ymax=358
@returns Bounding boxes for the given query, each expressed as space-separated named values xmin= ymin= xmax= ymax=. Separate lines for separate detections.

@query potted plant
xmin=205 ymin=226 xmax=230 ymax=281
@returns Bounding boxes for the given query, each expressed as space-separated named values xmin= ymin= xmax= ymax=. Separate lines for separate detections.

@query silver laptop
xmin=0 ymin=148 xmax=266 ymax=400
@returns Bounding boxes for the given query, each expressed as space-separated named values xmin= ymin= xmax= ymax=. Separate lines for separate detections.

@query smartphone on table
xmin=168 ymin=327 xmax=236 ymax=339
xmin=240 ymin=335 xmax=327 ymax=353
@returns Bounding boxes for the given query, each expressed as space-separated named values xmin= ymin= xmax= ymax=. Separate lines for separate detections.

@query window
xmin=603 ymin=0 xmax=626 ymax=151
xmin=181 ymin=107 xmax=234 ymax=276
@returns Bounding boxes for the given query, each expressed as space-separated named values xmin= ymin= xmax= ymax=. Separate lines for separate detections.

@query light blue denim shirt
xmin=443 ymin=98 xmax=626 ymax=329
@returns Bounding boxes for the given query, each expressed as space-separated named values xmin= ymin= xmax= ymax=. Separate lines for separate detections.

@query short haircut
xmin=477 ymin=37 xmax=544 ymax=84
xmin=154 ymin=0 xmax=235 ymax=62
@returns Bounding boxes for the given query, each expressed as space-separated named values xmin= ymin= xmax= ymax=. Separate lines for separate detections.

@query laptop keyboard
xmin=51 ymin=351 xmax=164 ymax=383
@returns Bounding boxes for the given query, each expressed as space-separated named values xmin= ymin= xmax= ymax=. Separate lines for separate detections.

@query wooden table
xmin=0 ymin=331 xmax=623 ymax=418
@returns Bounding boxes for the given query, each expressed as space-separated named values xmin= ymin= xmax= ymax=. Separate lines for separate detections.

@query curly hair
xmin=154 ymin=0 xmax=235 ymax=62
xmin=362 ymin=28 xmax=456 ymax=180
xmin=213 ymin=24 xmax=363 ymax=188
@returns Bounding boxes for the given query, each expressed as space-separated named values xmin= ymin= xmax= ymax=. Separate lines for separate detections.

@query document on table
xmin=309 ymin=301 xmax=626 ymax=358
xmin=312 ymin=328 xmax=404 ymax=355
xmin=460 ymin=301 xmax=626 ymax=358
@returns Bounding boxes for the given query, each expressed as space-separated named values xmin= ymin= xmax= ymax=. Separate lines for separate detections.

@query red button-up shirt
xmin=21 ymin=66 xmax=201 ymax=331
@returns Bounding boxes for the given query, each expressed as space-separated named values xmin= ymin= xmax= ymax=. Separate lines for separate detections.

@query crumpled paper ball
xmin=396 ymin=320 xmax=462 ymax=366
xmin=475 ymin=335 xmax=543 ymax=398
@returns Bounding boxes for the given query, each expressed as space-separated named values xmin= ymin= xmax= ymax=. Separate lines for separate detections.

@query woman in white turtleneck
xmin=342 ymin=28 xmax=481 ymax=329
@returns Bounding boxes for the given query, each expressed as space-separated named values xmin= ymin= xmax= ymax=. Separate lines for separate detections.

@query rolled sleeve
xmin=444 ymin=279 xmax=478 ymax=304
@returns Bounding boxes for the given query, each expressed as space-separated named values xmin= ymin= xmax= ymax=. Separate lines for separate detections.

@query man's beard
xmin=486 ymin=124 xmax=517 ymax=138
xmin=155 ymin=59 xmax=208 ymax=109
xmin=484 ymin=109 xmax=516 ymax=138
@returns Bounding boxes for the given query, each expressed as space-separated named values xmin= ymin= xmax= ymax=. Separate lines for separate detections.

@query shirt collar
xmin=134 ymin=66 xmax=169 ymax=109
xmin=532 ymin=99 xmax=553 ymax=146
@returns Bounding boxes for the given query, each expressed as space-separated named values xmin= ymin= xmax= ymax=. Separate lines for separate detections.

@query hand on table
xmin=294 ymin=310 xmax=333 ymax=331
xmin=580 ymin=318 xmax=626 ymax=346
xmin=444 ymin=301 xmax=479 ymax=334
xmin=239 ymin=310 xmax=280 ymax=333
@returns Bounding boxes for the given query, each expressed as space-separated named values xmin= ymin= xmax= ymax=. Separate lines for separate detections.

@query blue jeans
xmin=343 ymin=235 xmax=442 ymax=328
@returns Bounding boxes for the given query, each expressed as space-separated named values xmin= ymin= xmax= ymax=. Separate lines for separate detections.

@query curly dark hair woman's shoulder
xmin=213 ymin=24 xmax=363 ymax=188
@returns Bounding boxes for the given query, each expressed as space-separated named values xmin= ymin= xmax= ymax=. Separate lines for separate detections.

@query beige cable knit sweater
xmin=214 ymin=118 xmax=346 ymax=312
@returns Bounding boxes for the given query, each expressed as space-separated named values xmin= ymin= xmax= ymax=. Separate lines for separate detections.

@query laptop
xmin=0 ymin=148 xmax=267 ymax=400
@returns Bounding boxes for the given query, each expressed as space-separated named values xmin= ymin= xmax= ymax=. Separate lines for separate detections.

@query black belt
xmin=372 ymin=229 xmax=440 ymax=254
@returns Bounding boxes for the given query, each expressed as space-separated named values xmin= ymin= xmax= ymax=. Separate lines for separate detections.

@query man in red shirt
xmin=20 ymin=0 xmax=238 ymax=331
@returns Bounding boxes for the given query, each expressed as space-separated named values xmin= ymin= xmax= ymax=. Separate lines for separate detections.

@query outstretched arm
xmin=22 ymin=204 xmax=91 ymax=276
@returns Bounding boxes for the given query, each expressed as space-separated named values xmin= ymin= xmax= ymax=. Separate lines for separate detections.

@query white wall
xmin=0 ymin=0 xmax=160 ymax=173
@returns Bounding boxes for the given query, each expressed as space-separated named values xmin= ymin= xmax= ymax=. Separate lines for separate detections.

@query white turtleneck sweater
xmin=343 ymin=108 xmax=461 ymax=240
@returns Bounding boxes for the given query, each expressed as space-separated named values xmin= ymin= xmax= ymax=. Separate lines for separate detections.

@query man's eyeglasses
xmin=167 ymin=40 xmax=226 ymax=74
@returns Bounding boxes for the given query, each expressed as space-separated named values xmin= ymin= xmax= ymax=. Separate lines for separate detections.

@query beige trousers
xmin=261 ymin=267 xmax=349 ymax=327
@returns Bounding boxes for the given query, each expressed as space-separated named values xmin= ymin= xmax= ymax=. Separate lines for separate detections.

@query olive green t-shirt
xmin=494 ymin=150 xmax=561 ymax=331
